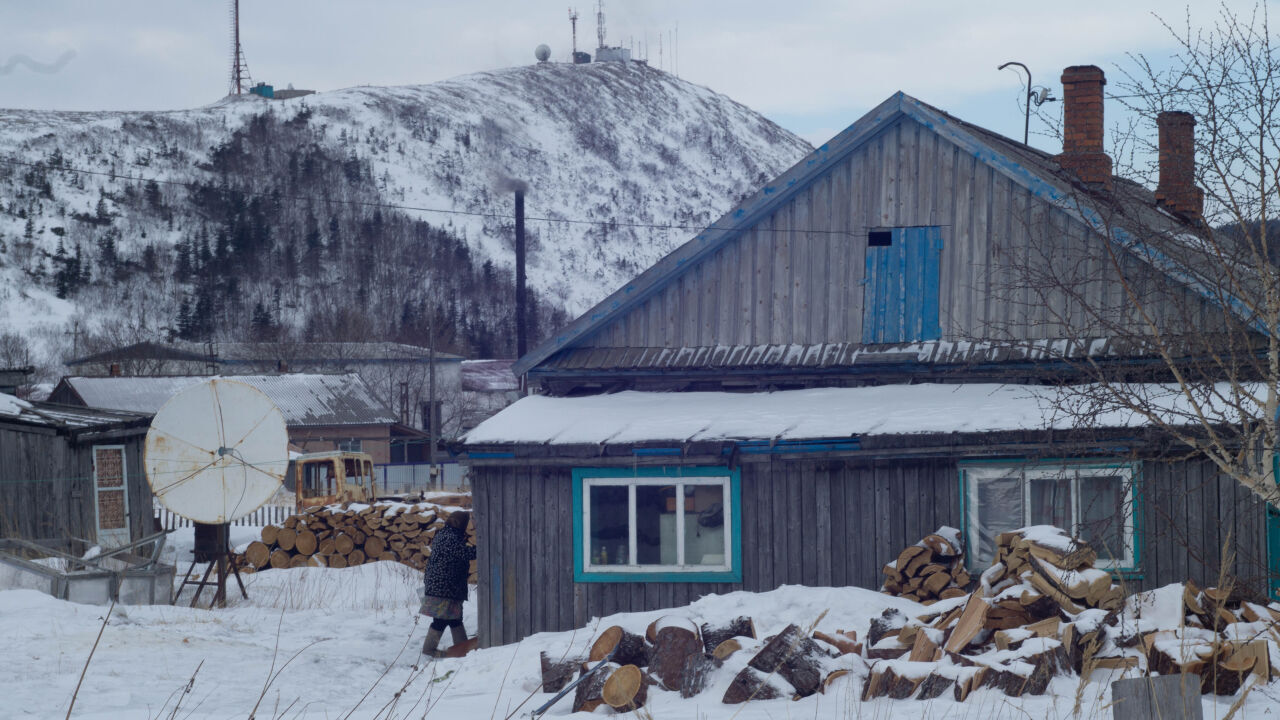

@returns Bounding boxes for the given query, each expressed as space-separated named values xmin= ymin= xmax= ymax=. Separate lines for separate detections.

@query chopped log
xmin=712 ymin=638 xmax=742 ymax=661
xmin=747 ymin=623 xmax=829 ymax=697
xmin=334 ymin=533 xmax=355 ymax=555
xmin=572 ymin=662 xmax=618 ymax=713
xmin=896 ymin=545 xmax=927 ymax=570
xmin=916 ymin=672 xmax=955 ymax=700
xmin=317 ymin=538 xmax=336 ymax=556
xmin=862 ymin=666 xmax=924 ymax=700
xmin=283 ymin=516 xmax=299 ymax=529
xmin=269 ymin=548 xmax=290 ymax=569
xmin=700 ymin=616 xmax=755 ymax=654
xmin=922 ymin=572 xmax=952 ymax=596
xmin=909 ymin=632 xmax=941 ymax=662
xmin=943 ymin=595 xmax=990 ymax=654
xmin=921 ymin=533 xmax=958 ymax=557
xmin=276 ymin=527 xmax=297 ymax=552
xmin=823 ymin=669 xmax=852 ymax=691
xmin=813 ymin=630 xmax=860 ymax=656
xmin=722 ymin=667 xmax=781 ymax=704
xmin=1084 ymin=655 xmax=1140 ymax=674
xmin=261 ymin=525 xmax=279 ymax=545
xmin=364 ymin=535 xmax=386 ymax=557
xmin=679 ymin=653 xmax=721 ymax=699
xmin=650 ymin=624 xmax=703 ymax=691
xmin=590 ymin=626 xmax=650 ymax=666
xmin=288 ymin=554 xmax=310 ymax=569
xmin=602 ymin=664 xmax=649 ymax=710
xmin=348 ymin=549 xmax=366 ymax=566
xmin=868 ymin=608 xmax=906 ymax=646
xmin=244 ymin=541 xmax=270 ymax=569
xmin=294 ymin=529 xmax=317 ymax=556
xmin=329 ymin=553 xmax=348 ymax=569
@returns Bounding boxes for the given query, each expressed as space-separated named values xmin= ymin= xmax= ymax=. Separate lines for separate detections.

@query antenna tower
xmin=228 ymin=0 xmax=252 ymax=95
xmin=569 ymin=8 xmax=579 ymax=55
xmin=596 ymin=0 xmax=606 ymax=50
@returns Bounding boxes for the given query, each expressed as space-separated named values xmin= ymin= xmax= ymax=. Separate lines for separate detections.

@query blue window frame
xmin=862 ymin=226 xmax=943 ymax=343
xmin=959 ymin=460 xmax=1141 ymax=574
xmin=572 ymin=466 xmax=742 ymax=583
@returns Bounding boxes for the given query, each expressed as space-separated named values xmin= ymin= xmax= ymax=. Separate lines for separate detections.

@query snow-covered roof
xmin=66 ymin=341 xmax=463 ymax=367
xmin=58 ymin=374 xmax=397 ymax=427
xmin=462 ymin=383 xmax=1238 ymax=446
xmin=461 ymin=359 xmax=519 ymax=392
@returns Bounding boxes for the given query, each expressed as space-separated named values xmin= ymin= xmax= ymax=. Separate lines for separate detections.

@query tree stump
xmin=679 ymin=653 xmax=722 ymax=698
xmin=590 ymin=626 xmax=650 ymax=666
xmin=571 ymin=662 xmax=618 ymax=713
xmin=649 ymin=623 xmax=703 ymax=691
xmin=539 ymin=652 xmax=579 ymax=693
xmin=601 ymin=664 xmax=649 ymax=711
xmin=747 ymin=623 xmax=829 ymax=697
xmin=701 ymin=616 xmax=756 ymax=654
xmin=721 ymin=667 xmax=781 ymax=704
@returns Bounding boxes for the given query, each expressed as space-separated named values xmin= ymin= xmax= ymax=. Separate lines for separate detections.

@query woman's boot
xmin=422 ymin=627 xmax=443 ymax=656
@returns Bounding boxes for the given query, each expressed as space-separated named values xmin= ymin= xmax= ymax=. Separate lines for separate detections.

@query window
xmin=338 ymin=439 xmax=362 ymax=453
xmin=962 ymin=462 xmax=1137 ymax=571
xmin=573 ymin=467 xmax=741 ymax=582
xmin=862 ymin=226 xmax=943 ymax=343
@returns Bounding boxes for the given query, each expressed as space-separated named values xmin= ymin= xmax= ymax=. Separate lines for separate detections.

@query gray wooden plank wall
xmin=0 ymin=428 xmax=150 ymax=544
xmin=473 ymin=455 xmax=1272 ymax=648
xmin=473 ymin=457 xmax=961 ymax=648
xmin=579 ymin=114 xmax=1229 ymax=351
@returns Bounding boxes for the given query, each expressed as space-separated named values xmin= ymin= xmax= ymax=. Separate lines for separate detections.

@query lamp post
xmin=998 ymin=61 xmax=1034 ymax=146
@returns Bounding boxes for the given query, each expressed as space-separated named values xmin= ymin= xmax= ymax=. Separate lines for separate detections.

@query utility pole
xmin=515 ymin=190 xmax=527 ymax=357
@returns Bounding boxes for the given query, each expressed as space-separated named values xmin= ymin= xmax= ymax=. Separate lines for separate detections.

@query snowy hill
xmin=0 ymin=62 xmax=810 ymax=369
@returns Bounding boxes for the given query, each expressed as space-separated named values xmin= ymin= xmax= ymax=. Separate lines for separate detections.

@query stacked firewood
xmin=864 ymin=526 xmax=1127 ymax=700
xmin=881 ymin=527 xmax=971 ymax=603
xmin=1140 ymin=580 xmax=1277 ymax=695
xmin=238 ymin=498 xmax=476 ymax=580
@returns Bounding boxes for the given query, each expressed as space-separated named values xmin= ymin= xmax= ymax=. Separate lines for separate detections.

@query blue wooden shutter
xmin=862 ymin=227 xmax=943 ymax=343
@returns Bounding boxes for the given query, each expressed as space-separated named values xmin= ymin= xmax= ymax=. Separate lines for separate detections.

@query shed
xmin=459 ymin=67 xmax=1272 ymax=648
xmin=0 ymin=392 xmax=153 ymax=548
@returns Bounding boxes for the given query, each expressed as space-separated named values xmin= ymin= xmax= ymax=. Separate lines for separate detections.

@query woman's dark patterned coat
xmin=423 ymin=525 xmax=476 ymax=601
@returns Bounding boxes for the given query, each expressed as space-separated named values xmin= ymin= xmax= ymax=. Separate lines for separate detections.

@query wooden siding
xmin=472 ymin=455 xmax=1268 ymax=648
xmin=579 ymin=115 xmax=1227 ymax=351
xmin=0 ymin=426 xmax=151 ymax=544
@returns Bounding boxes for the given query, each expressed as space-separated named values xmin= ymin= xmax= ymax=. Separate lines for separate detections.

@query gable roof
xmin=0 ymin=392 xmax=149 ymax=433
xmin=54 ymin=373 xmax=397 ymax=426
xmin=514 ymin=91 xmax=1230 ymax=377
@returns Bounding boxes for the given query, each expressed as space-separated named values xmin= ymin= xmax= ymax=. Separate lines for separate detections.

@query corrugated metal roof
xmin=0 ymin=392 xmax=149 ymax=431
xmin=61 ymin=374 xmax=396 ymax=426
xmin=66 ymin=341 xmax=463 ymax=367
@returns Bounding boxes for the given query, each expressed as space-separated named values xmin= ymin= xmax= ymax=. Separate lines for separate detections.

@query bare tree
xmin=991 ymin=4 xmax=1280 ymax=502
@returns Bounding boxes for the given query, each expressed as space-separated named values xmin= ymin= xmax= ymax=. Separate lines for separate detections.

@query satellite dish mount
xmin=145 ymin=379 xmax=289 ymax=607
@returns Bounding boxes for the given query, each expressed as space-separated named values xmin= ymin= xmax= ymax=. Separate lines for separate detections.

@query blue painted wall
xmin=862 ymin=226 xmax=943 ymax=343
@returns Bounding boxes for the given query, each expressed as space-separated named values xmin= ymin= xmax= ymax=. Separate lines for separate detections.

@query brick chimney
xmin=1056 ymin=65 xmax=1113 ymax=191
xmin=1155 ymin=111 xmax=1204 ymax=222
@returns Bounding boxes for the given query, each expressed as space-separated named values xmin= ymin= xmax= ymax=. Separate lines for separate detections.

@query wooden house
xmin=0 ymin=393 xmax=153 ymax=547
xmin=49 ymin=373 xmax=427 ymax=464
xmin=458 ymin=66 xmax=1272 ymax=648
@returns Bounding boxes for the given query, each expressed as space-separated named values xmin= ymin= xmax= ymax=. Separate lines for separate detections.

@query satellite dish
xmin=535 ymin=44 xmax=551 ymax=62
xmin=145 ymin=379 xmax=288 ymax=525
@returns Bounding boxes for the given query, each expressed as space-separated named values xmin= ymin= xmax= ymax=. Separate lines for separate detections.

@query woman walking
xmin=421 ymin=510 xmax=476 ymax=657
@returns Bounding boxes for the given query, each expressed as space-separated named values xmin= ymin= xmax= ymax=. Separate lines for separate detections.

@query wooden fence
xmin=154 ymin=503 xmax=293 ymax=530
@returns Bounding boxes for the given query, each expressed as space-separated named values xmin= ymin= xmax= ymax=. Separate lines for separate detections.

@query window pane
xmin=636 ymin=485 xmax=677 ymax=565
xmin=589 ymin=485 xmax=629 ymax=565
xmin=1029 ymin=475 xmax=1073 ymax=529
xmin=973 ymin=474 xmax=1022 ymax=566
xmin=685 ymin=484 xmax=726 ymax=566
xmin=1079 ymin=474 xmax=1126 ymax=563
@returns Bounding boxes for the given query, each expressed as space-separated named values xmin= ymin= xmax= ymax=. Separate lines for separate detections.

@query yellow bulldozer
xmin=287 ymin=451 xmax=379 ymax=511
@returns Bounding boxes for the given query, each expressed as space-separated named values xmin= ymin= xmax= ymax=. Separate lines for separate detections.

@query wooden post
xmin=1110 ymin=675 xmax=1203 ymax=720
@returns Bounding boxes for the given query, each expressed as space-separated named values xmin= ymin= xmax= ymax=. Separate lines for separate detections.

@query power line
xmin=0 ymin=155 xmax=870 ymax=238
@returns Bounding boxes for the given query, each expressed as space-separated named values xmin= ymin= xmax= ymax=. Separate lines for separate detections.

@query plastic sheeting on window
xmin=970 ymin=472 xmax=1022 ymax=567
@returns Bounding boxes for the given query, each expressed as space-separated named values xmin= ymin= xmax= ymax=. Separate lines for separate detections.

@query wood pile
xmin=881 ymin=527 xmax=971 ymax=604
xmin=235 ymin=499 xmax=476 ymax=580
xmin=541 ymin=615 xmax=874 ymax=712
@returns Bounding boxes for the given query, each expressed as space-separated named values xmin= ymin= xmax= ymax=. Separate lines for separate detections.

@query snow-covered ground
xmin=2 ymin=526 xmax=1277 ymax=718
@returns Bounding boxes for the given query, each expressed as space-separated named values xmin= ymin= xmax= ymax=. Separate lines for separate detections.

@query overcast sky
xmin=0 ymin=1 xmax=1272 ymax=153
